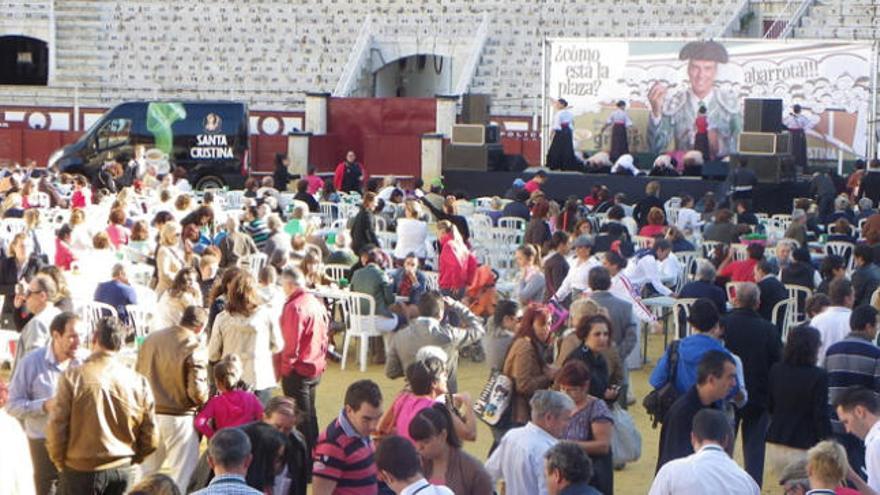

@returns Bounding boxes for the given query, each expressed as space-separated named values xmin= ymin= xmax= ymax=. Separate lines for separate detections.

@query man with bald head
xmin=722 ymin=282 xmax=782 ymax=487
xmin=647 ymin=40 xmax=742 ymax=157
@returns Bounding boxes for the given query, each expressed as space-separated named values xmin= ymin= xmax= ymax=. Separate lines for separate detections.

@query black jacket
xmin=501 ymin=200 xmax=531 ymax=222
xmin=563 ymin=345 xmax=610 ymax=402
xmin=293 ymin=191 xmax=320 ymax=213
xmin=853 ymin=263 xmax=880 ymax=307
xmin=657 ymin=386 xmax=719 ymax=472
xmin=757 ymin=276 xmax=788 ymax=324
xmin=679 ymin=280 xmax=727 ymax=315
xmin=0 ymin=254 xmax=44 ymax=319
xmin=767 ymin=362 xmax=832 ymax=449
xmin=721 ymin=308 xmax=782 ymax=410
xmin=861 ymin=171 xmax=880 ymax=205
xmin=350 ymin=207 xmax=379 ymax=255
xmin=543 ymin=253 xmax=569 ymax=302
xmin=633 ymin=196 xmax=664 ymax=227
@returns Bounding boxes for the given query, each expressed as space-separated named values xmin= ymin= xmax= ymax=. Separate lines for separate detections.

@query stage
xmin=443 ymin=170 xmax=811 ymax=215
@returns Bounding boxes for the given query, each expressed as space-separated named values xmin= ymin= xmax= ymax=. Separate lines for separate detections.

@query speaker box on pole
xmin=743 ymin=98 xmax=784 ymax=133
xmin=461 ymin=94 xmax=491 ymax=125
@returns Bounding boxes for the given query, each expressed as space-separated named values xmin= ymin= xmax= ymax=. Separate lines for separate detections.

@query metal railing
xmin=333 ymin=15 xmax=374 ymax=97
xmin=763 ymin=0 xmax=815 ymax=39
xmin=453 ymin=11 xmax=491 ymax=95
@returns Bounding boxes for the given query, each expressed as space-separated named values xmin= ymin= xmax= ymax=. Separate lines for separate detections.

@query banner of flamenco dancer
xmin=543 ymin=39 xmax=876 ymax=167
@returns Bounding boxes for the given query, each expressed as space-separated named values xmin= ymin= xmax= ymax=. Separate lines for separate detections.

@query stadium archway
xmin=0 ymin=35 xmax=49 ymax=85
xmin=373 ymin=54 xmax=453 ymax=97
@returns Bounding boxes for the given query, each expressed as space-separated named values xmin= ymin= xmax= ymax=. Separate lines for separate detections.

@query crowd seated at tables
xmin=4 ymin=158 xmax=880 ymax=495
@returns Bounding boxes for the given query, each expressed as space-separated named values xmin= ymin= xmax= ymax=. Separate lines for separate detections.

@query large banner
xmin=545 ymin=39 xmax=875 ymax=161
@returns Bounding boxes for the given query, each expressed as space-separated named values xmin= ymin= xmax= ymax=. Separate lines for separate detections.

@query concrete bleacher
xmin=794 ymin=0 xmax=880 ymax=39
xmin=1 ymin=0 xmax=740 ymax=114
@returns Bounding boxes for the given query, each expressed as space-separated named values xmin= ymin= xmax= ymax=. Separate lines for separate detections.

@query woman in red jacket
xmin=333 ymin=150 xmax=366 ymax=194
xmin=437 ymin=220 xmax=476 ymax=299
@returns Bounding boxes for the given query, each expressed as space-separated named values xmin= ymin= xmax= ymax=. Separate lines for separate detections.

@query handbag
xmin=546 ymin=298 xmax=569 ymax=335
xmin=473 ymin=369 xmax=514 ymax=426
xmin=642 ymin=339 xmax=681 ymax=428
xmin=610 ymin=404 xmax=642 ymax=466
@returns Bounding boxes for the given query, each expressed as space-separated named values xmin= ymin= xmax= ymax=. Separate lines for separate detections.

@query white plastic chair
xmin=498 ymin=216 xmax=526 ymax=231
xmin=825 ymin=241 xmax=856 ymax=274
xmin=340 ymin=292 xmax=381 ymax=372
xmin=771 ymin=298 xmax=793 ymax=342
xmin=700 ymin=240 xmax=724 ymax=259
xmin=423 ymin=271 xmax=440 ymax=291
xmin=633 ymin=236 xmax=655 ymax=250
xmin=324 ymin=264 xmax=350 ymax=284
xmin=730 ymin=243 xmax=749 ymax=261
xmin=786 ymin=284 xmax=812 ymax=327
xmin=239 ymin=253 xmax=268 ymax=279
xmin=77 ymin=301 xmax=119 ymax=343
xmin=319 ymin=202 xmax=340 ymax=227
xmin=224 ymin=190 xmax=245 ymax=210
xmin=126 ymin=305 xmax=153 ymax=338
xmin=672 ymin=298 xmax=697 ymax=340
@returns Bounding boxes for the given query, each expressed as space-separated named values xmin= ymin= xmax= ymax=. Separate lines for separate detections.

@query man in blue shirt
xmin=8 ymin=312 xmax=82 ymax=495
xmin=650 ymin=298 xmax=732 ymax=394
xmin=93 ymin=263 xmax=138 ymax=323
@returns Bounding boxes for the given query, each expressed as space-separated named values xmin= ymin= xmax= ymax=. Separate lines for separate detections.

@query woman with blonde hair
xmin=209 ymin=272 xmax=282 ymax=404
xmin=436 ymin=220 xmax=476 ymax=299
xmin=154 ymin=222 xmax=185 ymax=296
xmin=515 ymin=244 xmax=545 ymax=304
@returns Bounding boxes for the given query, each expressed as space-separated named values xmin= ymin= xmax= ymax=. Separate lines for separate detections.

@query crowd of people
xmin=4 ymin=154 xmax=880 ymax=495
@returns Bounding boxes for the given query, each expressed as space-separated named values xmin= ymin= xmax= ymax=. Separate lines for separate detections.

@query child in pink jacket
xmin=194 ymin=355 xmax=264 ymax=438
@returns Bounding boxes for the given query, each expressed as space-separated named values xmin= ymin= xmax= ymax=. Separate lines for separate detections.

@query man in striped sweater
xmin=825 ymin=304 xmax=880 ymax=475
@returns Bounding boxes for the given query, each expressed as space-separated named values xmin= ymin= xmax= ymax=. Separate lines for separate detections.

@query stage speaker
xmin=732 ymin=154 xmax=796 ymax=184
xmin=701 ymin=160 xmax=729 ymax=180
xmin=462 ymin=93 xmax=491 ymax=125
xmin=485 ymin=124 xmax=500 ymax=144
xmin=739 ymin=132 xmax=792 ymax=155
xmin=451 ymin=124 xmax=485 ymax=145
xmin=744 ymin=98 xmax=783 ymax=133
xmin=444 ymin=143 xmax=503 ymax=171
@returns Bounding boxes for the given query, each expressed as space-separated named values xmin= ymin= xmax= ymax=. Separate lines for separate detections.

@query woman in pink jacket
xmin=437 ymin=220 xmax=476 ymax=299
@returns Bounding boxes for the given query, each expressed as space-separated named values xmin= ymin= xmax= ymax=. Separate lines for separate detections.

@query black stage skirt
xmin=546 ymin=125 xmax=580 ymax=171
xmin=791 ymin=128 xmax=807 ymax=170
xmin=610 ymin=123 xmax=629 ymax=163
xmin=694 ymin=132 xmax=710 ymax=161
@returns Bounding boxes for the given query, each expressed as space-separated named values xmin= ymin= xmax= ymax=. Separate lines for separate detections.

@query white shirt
xmin=0 ymin=410 xmax=35 ymax=495
xmin=610 ymin=273 xmax=655 ymax=322
xmin=784 ymin=113 xmax=817 ymax=131
xmin=554 ymin=256 xmax=600 ymax=301
xmin=810 ymin=306 xmax=853 ymax=365
xmin=648 ymin=444 xmax=760 ymax=495
xmin=553 ymin=109 xmax=574 ymax=131
xmin=394 ymin=218 xmax=429 ymax=259
xmin=485 ymin=422 xmax=556 ymax=495
xmin=624 ymin=253 xmax=677 ymax=297
xmin=606 ymin=108 xmax=633 ymax=127
xmin=400 ymin=479 xmax=454 ymax=495
xmin=675 ymin=207 xmax=703 ymax=233
xmin=865 ymin=419 xmax=880 ymax=492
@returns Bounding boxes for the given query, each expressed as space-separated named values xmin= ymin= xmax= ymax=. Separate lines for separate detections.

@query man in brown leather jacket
xmin=135 ymin=305 xmax=209 ymax=491
xmin=46 ymin=316 xmax=156 ymax=495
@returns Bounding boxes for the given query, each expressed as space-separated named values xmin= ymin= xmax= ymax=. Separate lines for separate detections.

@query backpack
xmin=642 ymin=339 xmax=681 ymax=429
